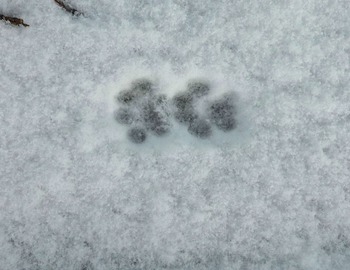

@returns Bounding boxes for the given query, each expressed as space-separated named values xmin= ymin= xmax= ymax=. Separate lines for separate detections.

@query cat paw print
xmin=114 ymin=78 xmax=171 ymax=143
xmin=172 ymin=80 xmax=212 ymax=138
xmin=172 ymin=80 xmax=237 ymax=139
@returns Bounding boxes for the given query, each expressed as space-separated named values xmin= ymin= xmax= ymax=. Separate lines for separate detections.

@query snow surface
xmin=1 ymin=0 xmax=350 ymax=269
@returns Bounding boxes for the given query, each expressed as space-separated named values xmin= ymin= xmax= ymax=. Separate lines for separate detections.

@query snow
xmin=1 ymin=0 xmax=350 ymax=269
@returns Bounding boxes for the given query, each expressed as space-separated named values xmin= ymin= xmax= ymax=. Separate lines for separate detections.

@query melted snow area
xmin=1 ymin=0 xmax=350 ymax=269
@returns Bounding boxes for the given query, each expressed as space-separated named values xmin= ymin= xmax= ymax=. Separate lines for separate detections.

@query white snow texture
xmin=0 ymin=0 xmax=350 ymax=269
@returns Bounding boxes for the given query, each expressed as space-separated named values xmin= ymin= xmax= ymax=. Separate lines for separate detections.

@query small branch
xmin=54 ymin=0 xmax=83 ymax=16
xmin=0 ymin=14 xmax=29 ymax=27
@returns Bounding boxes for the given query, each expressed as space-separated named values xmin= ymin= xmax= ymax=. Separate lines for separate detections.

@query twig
xmin=0 ymin=14 xmax=29 ymax=27
xmin=54 ymin=0 xmax=83 ymax=16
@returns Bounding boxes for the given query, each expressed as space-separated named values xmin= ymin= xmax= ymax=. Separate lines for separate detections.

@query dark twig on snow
xmin=54 ymin=0 xmax=83 ymax=16
xmin=0 ymin=14 xmax=29 ymax=27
